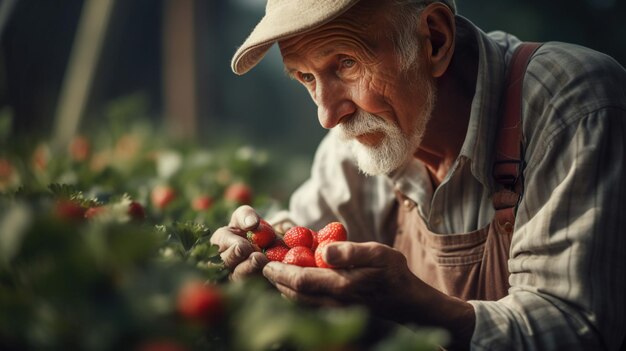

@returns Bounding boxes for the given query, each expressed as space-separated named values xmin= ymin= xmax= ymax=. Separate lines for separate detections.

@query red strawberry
xmin=151 ymin=185 xmax=176 ymax=209
xmin=128 ymin=201 xmax=146 ymax=221
xmin=32 ymin=144 xmax=49 ymax=172
xmin=283 ymin=226 xmax=314 ymax=248
xmin=69 ymin=135 xmax=91 ymax=162
xmin=265 ymin=240 xmax=290 ymax=262
xmin=283 ymin=246 xmax=316 ymax=267
xmin=0 ymin=158 xmax=13 ymax=180
xmin=315 ymin=241 xmax=335 ymax=268
xmin=191 ymin=195 xmax=213 ymax=211
xmin=85 ymin=206 xmax=106 ymax=219
xmin=224 ymin=182 xmax=252 ymax=205
xmin=177 ymin=281 xmax=223 ymax=325
xmin=54 ymin=200 xmax=86 ymax=221
xmin=246 ymin=219 xmax=276 ymax=249
xmin=317 ymin=222 xmax=347 ymax=243
xmin=311 ymin=231 xmax=319 ymax=251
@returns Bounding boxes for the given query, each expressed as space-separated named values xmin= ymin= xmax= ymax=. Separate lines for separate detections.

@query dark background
xmin=1 ymin=0 xmax=624 ymax=158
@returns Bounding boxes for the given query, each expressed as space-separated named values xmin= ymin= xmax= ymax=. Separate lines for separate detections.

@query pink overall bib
xmin=393 ymin=43 xmax=542 ymax=301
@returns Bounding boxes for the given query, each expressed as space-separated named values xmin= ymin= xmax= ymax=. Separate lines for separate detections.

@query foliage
xmin=0 ymin=101 xmax=449 ymax=350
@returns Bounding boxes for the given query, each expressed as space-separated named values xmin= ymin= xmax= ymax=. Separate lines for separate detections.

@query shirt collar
xmin=455 ymin=15 xmax=509 ymax=192
xmin=389 ymin=16 xmax=513 ymax=200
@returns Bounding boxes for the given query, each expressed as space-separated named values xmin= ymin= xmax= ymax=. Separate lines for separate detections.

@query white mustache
xmin=340 ymin=110 xmax=392 ymax=139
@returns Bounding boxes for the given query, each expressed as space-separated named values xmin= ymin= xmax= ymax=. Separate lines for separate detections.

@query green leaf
xmin=47 ymin=184 xmax=98 ymax=207
xmin=159 ymin=221 xmax=211 ymax=252
xmin=372 ymin=324 xmax=450 ymax=351
xmin=48 ymin=183 xmax=79 ymax=199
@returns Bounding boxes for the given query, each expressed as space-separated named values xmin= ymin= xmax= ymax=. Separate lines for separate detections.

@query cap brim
xmin=231 ymin=0 xmax=361 ymax=75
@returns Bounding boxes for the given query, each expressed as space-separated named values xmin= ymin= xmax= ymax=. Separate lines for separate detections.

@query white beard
xmin=339 ymin=83 xmax=435 ymax=176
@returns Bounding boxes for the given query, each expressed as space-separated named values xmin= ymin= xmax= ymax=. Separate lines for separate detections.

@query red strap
xmin=493 ymin=42 xmax=543 ymax=189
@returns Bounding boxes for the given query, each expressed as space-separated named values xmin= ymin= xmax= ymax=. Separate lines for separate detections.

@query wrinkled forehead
xmin=278 ymin=3 xmax=386 ymax=62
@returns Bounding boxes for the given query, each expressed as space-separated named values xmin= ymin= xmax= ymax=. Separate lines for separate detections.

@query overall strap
xmin=491 ymin=42 xmax=543 ymax=234
xmin=493 ymin=42 xmax=543 ymax=193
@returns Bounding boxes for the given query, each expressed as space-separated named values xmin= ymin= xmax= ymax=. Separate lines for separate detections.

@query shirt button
xmin=403 ymin=199 xmax=412 ymax=208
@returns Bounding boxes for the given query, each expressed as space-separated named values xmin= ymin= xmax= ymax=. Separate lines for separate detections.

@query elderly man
xmin=211 ymin=0 xmax=626 ymax=349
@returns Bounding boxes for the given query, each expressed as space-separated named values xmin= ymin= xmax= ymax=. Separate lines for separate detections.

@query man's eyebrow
xmin=283 ymin=66 xmax=297 ymax=79
xmin=281 ymin=45 xmax=347 ymax=79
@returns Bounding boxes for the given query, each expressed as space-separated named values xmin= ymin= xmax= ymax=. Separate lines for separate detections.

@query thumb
xmin=323 ymin=241 xmax=393 ymax=268
xmin=229 ymin=205 xmax=259 ymax=231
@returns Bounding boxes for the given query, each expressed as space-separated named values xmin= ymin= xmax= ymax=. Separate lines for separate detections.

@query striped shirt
xmin=275 ymin=15 xmax=626 ymax=350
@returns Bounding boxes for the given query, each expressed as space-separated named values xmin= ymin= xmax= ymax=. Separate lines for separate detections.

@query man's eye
xmin=300 ymin=73 xmax=315 ymax=83
xmin=341 ymin=59 xmax=356 ymax=68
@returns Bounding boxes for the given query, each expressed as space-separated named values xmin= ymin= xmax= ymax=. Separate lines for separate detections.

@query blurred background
xmin=1 ymin=0 xmax=625 ymax=189
xmin=1 ymin=3 xmax=623 ymax=348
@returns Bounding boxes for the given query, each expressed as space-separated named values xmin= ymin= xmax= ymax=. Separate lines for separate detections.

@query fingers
xmin=262 ymin=243 xmax=421 ymax=319
xmin=210 ymin=205 xmax=263 ymax=271
xmin=220 ymin=241 xmax=256 ymax=270
xmin=230 ymin=252 xmax=269 ymax=281
xmin=228 ymin=205 xmax=260 ymax=231
xmin=263 ymin=261 xmax=352 ymax=296
xmin=211 ymin=226 xmax=256 ymax=270
xmin=262 ymin=243 xmax=396 ymax=296
xmin=322 ymin=241 xmax=402 ymax=268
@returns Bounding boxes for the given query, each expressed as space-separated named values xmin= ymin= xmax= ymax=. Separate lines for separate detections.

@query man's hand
xmin=210 ymin=205 xmax=269 ymax=280
xmin=262 ymin=241 xmax=418 ymax=314
xmin=262 ymin=241 xmax=475 ymax=346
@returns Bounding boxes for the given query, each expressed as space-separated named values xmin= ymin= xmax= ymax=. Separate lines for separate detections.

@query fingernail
xmin=263 ymin=262 xmax=274 ymax=275
xmin=323 ymin=243 xmax=339 ymax=264
xmin=244 ymin=215 xmax=256 ymax=228
xmin=263 ymin=263 xmax=277 ymax=285
xmin=265 ymin=261 xmax=277 ymax=271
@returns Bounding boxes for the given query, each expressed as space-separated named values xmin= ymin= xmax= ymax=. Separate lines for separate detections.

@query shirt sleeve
xmin=469 ymin=107 xmax=626 ymax=350
xmin=284 ymin=129 xmax=398 ymax=244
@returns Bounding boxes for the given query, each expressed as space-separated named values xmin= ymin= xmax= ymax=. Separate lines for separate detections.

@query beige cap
xmin=231 ymin=0 xmax=456 ymax=75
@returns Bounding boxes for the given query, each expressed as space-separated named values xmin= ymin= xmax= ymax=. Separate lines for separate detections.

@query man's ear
xmin=418 ymin=3 xmax=455 ymax=78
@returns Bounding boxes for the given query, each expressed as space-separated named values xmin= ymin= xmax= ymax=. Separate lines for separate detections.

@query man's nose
xmin=315 ymin=78 xmax=355 ymax=129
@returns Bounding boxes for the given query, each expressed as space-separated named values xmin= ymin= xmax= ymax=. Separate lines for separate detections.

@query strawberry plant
xmin=176 ymin=280 xmax=224 ymax=325
xmin=224 ymin=182 xmax=252 ymax=205
xmin=0 ymin=101 xmax=449 ymax=350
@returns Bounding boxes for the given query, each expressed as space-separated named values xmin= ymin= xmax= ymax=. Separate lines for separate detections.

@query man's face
xmin=279 ymin=4 xmax=436 ymax=175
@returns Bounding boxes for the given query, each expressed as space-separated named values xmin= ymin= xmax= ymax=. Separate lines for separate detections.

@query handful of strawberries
xmin=246 ymin=220 xmax=347 ymax=268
